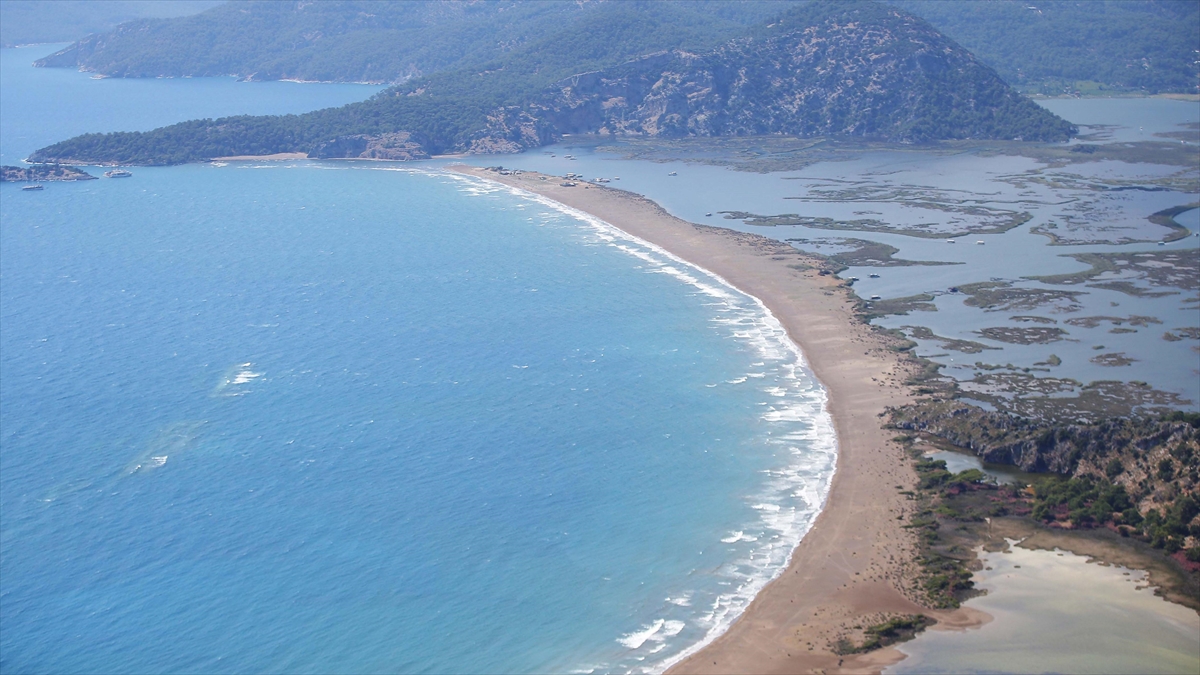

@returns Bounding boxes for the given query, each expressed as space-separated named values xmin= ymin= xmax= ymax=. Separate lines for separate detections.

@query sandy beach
xmin=450 ymin=166 xmax=980 ymax=673
xmin=210 ymin=152 xmax=310 ymax=161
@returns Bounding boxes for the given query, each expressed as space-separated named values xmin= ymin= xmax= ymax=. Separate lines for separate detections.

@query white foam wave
xmin=665 ymin=593 xmax=692 ymax=607
xmin=619 ymin=620 xmax=665 ymax=649
xmin=231 ymin=366 xmax=263 ymax=385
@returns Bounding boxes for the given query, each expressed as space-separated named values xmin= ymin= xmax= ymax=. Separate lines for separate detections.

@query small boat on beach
xmin=104 ymin=169 xmax=132 ymax=178
xmin=22 ymin=184 xmax=44 ymax=191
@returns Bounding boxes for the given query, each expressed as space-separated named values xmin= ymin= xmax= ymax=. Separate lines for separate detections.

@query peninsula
xmin=0 ymin=164 xmax=96 ymax=182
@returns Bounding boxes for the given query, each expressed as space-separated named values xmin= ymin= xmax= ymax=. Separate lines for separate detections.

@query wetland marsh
xmin=467 ymin=97 xmax=1200 ymax=417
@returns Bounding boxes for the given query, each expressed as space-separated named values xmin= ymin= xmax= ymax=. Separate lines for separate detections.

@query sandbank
xmin=449 ymin=166 xmax=977 ymax=673
xmin=210 ymin=152 xmax=309 ymax=161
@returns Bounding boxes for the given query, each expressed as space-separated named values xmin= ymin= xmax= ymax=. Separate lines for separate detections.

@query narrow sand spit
xmin=450 ymin=166 xmax=983 ymax=673
xmin=210 ymin=152 xmax=309 ymax=161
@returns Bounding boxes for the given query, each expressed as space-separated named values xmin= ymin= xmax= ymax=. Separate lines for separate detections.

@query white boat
xmin=104 ymin=169 xmax=132 ymax=178
xmin=668 ymin=171 xmax=677 ymax=176
xmin=22 ymin=184 xmax=44 ymax=191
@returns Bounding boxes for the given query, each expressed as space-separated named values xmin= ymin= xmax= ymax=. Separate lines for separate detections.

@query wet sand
xmin=449 ymin=166 xmax=977 ymax=673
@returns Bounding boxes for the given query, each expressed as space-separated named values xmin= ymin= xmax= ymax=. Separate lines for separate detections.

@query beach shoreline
xmin=448 ymin=165 xmax=981 ymax=673
xmin=210 ymin=152 xmax=309 ymax=161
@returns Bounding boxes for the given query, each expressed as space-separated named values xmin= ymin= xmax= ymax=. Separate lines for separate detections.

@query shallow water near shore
xmin=888 ymin=543 xmax=1200 ymax=674
xmin=2 ymin=44 xmax=837 ymax=671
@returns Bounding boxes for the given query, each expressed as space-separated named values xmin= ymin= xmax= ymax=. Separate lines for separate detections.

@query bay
xmin=0 ymin=47 xmax=835 ymax=674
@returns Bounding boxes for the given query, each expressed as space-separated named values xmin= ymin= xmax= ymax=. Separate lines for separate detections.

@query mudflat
xmin=450 ymin=166 xmax=974 ymax=673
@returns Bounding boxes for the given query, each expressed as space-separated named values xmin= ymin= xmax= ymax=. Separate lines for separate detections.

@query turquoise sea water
xmin=0 ymin=49 xmax=836 ymax=673
xmin=0 ymin=44 xmax=384 ymax=164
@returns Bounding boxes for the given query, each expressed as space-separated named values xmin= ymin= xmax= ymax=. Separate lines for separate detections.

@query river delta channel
xmin=462 ymin=97 xmax=1200 ymax=422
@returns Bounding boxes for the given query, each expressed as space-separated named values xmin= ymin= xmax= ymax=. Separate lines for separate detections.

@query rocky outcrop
xmin=467 ymin=107 xmax=555 ymax=155
xmin=1 ymin=165 xmax=96 ymax=181
xmin=893 ymin=400 xmax=1197 ymax=471
xmin=308 ymin=132 xmax=430 ymax=160
xmin=891 ymin=400 xmax=1199 ymax=511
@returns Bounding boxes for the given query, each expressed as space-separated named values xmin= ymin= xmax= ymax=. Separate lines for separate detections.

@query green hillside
xmin=30 ymin=1 xmax=1200 ymax=95
xmin=33 ymin=0 xmax=785 ymax=83
xmin=894 ymin=0 xmax=1200 ymax=94
xmin=29 ymin=2 xmax=1075 ymax=166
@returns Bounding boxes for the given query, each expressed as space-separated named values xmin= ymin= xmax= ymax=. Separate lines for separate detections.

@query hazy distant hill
xmin=29 ymin=1 xmax=1075 ymax=166
xmin=31 ymin=0 xmax=1200 ymax=95
xmin=893 ymin=0 xmax=1200 ymax=94
xmin=0 ymin=0 xmax=222 ymax=47
xmin=32 ymin=0 xmax=785 ymax=83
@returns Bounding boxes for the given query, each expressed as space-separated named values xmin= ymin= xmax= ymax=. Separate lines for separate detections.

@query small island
xmin=1 ymin=164 xmax=96 ymax=182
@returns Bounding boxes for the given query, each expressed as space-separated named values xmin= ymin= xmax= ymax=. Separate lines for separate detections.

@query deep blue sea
xmin=0 ymin=48 xmax=836 ymax=673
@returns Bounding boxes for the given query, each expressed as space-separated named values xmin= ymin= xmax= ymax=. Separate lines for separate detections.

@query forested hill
xmin=33 ymin=0 xmax=1200 ymax=95
xmin=29 ymin=1 xmax=1076 ymax=166
xmin=33 ymin=0 xmax=783 ymax=83
xmin=892 ymin=0 xmax=1200 ymax=95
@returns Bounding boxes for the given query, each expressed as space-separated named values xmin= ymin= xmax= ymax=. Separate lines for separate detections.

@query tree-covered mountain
xmin=29 ymin=1 xmax=1076 ymax=166
xmin=32 ymin=0 xmax=1200 ymax=95
xmin=536 ymin=2 xmax=1075 ymax=144
xmin=33 ymin=0 xmax=785 ymax=83
xmin=892 ymin=0 xmax=1200 ymax=94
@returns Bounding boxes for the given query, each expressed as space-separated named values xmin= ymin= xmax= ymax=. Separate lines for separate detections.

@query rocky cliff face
xmin=467 ymin=107 xmax=555 ymax=155
xmin=309 ymin=132 xmax=430 ymax=160
xmin=521 ymin=3 xmax=1073 ymax=144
